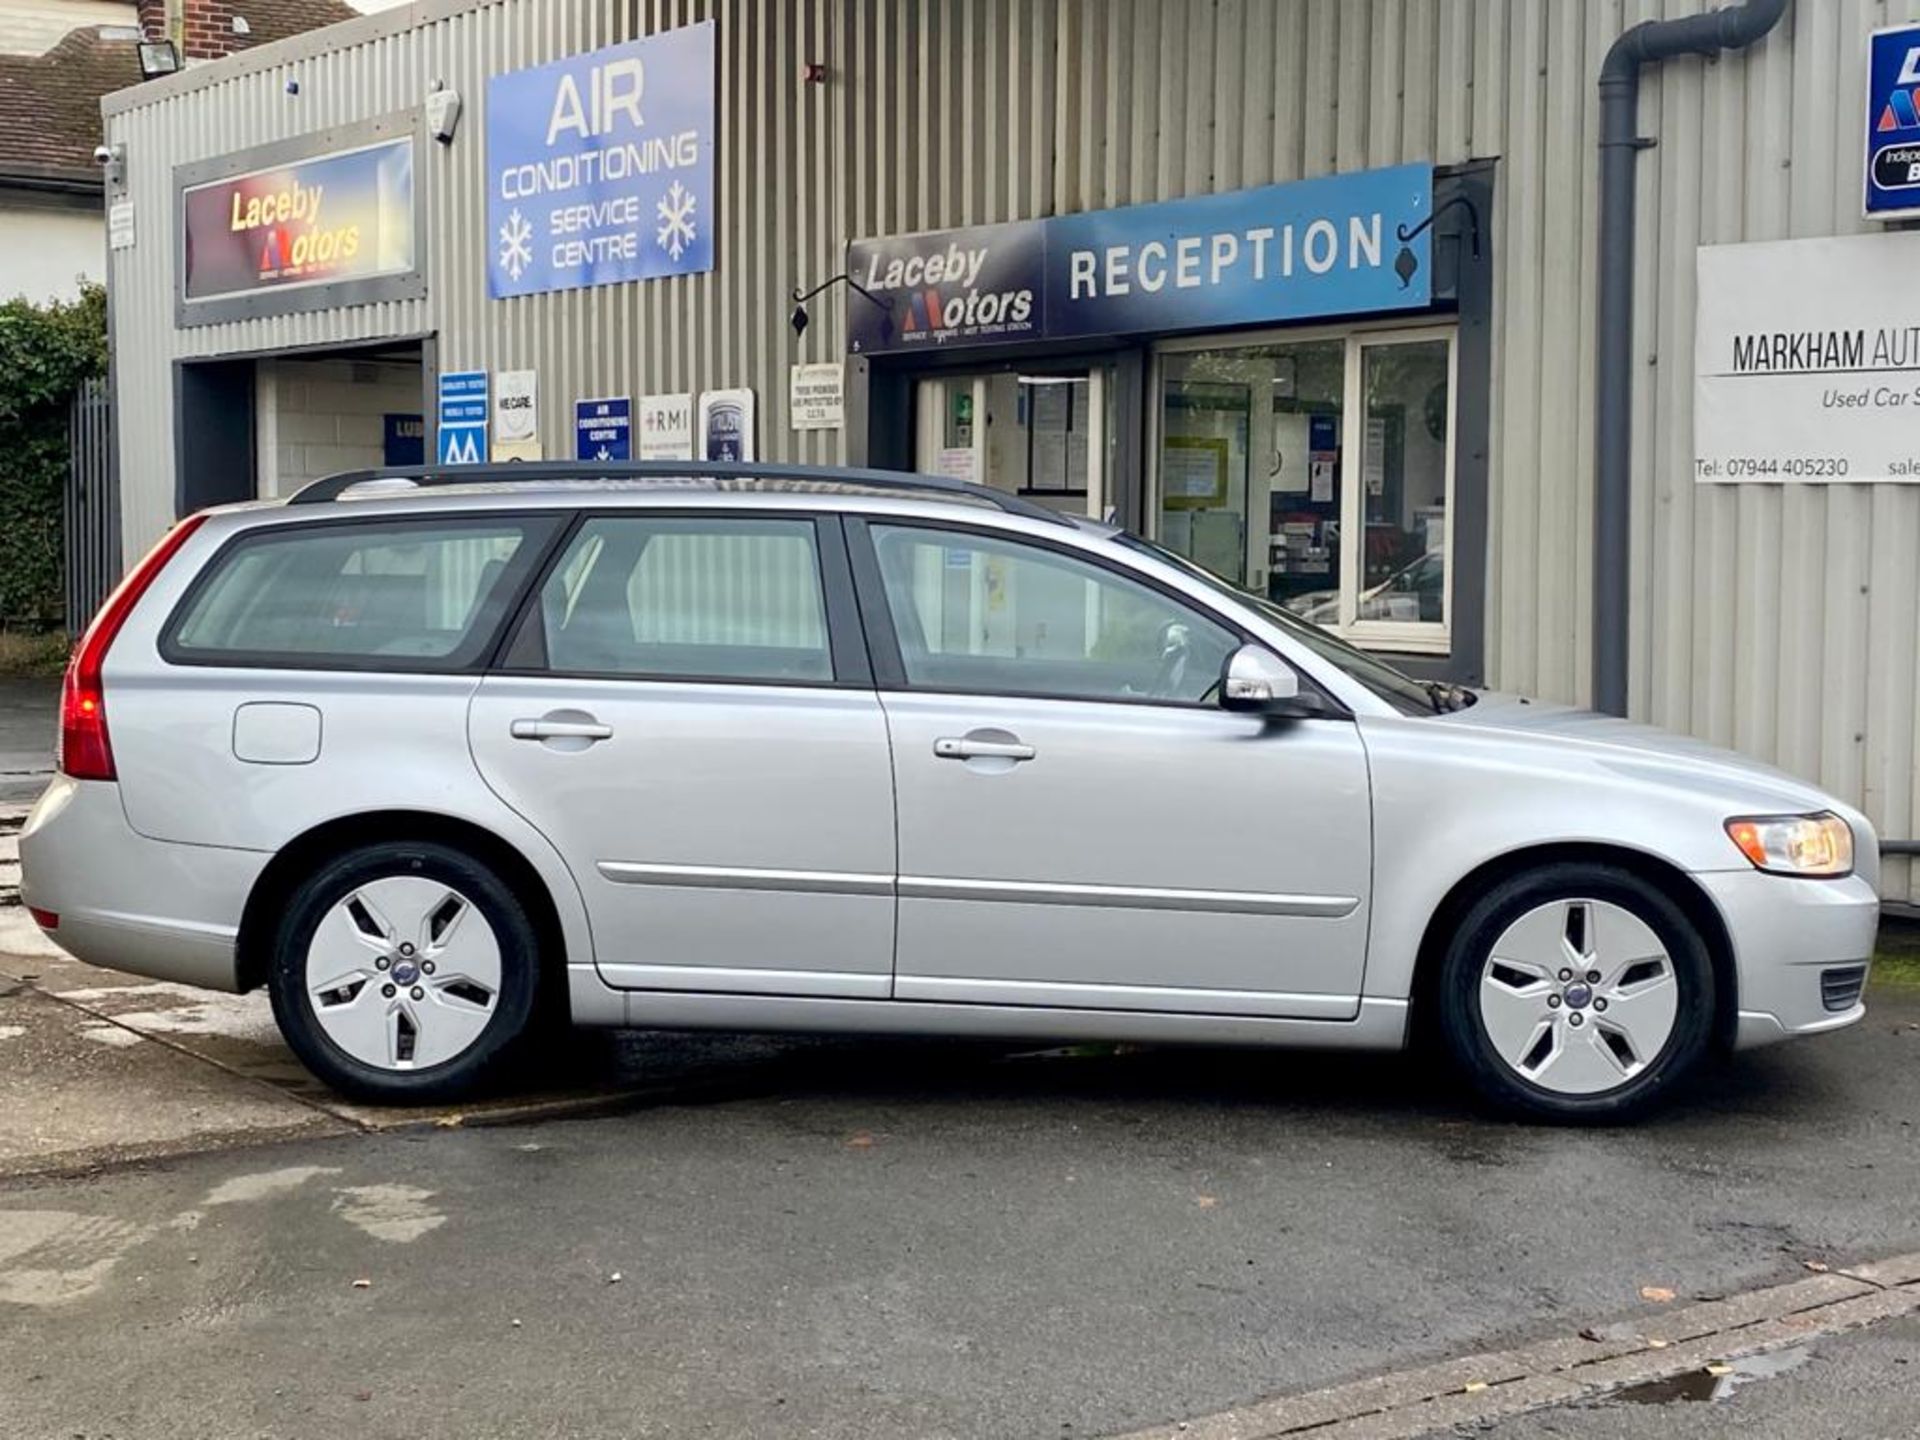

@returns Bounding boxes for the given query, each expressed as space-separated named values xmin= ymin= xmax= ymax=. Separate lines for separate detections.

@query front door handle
xmin=933 ymin=736 xmax=1036 ymax=762
xmin=511 ymin=716 xmax=613 ymax=742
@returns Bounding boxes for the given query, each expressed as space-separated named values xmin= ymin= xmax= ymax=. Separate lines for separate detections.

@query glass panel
xmin=914 ymin=366 xmax=1113 ymax=518
xmin=871 ymin=524 xmax=1238 ymax=704
xmin=540 ymin=517 xmax=830 ymax=682
xmin=171 ymin=521 xmax=529 ymax=664
xmin=1356 ymin=339 xmax=1450 ymax=626
xmin=1157 ymin=341 xmax=1345 ymax=610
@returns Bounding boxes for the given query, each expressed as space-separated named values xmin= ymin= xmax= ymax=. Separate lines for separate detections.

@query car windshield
xmin=1115 ymin=534 xmax=1458 ymax=717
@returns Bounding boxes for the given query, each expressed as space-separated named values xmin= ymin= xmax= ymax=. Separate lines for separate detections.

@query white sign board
xmin=1695 ymin=234 xmax=1920 ymax=483
xmin=788 ymin=362 xmax=845 ymax=430
xmin=107 ymin=199 xmax=135 ymax=251
xmin=699 ymin=388 xmax=757 ymax=461
xmin=637 ymin=392 xmax=695 ymax=460
xmin=493 ymin=369 xmax=541 ymax=461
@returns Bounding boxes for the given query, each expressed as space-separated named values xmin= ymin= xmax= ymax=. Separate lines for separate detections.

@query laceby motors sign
xmin=180 ymin=139 xmax=415 ymax=305
xmin=847 ymin=164 xmax=1432 ymax=354
xmin=487 ymin=21 xmax=716 ymax=298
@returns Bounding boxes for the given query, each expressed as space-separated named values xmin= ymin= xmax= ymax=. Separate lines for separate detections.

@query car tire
xmin=268 ymin=841 xmax=543 ymax=1104
xmin=1435 ymin=863 xmax=1716 ymax=1123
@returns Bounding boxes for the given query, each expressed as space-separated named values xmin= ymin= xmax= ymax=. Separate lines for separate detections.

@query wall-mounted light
xmin=136 ymin=39 xmax=180 ymax=80
xmin=790 ymin=272 xmax=890 ymax=342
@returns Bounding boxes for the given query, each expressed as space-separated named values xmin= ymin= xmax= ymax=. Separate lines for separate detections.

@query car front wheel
xmin=1436 ymin=863 xmax=1717 ymax=1122
xmin=268 ymin=841 xmax=542 ymax=1104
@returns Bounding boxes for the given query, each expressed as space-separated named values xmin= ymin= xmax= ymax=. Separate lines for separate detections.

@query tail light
xmin=59 ymin=512 xmax=209 ymax=781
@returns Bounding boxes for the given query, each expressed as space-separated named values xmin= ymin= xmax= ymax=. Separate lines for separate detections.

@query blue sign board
xmin=383 ymin=413 xmax=425 ymax=466
xmin=846 ymin=164 xmax=1432 ymax=355
xmin=437 ymin=370 xmax=489 ymax=465
xmin=575 ymin=396 xmax=632 ymax=460
xmin=1866 ymin=24 xmax=1920 ymax=219
xmin=486 ymin=21 xmax=716 ymax=298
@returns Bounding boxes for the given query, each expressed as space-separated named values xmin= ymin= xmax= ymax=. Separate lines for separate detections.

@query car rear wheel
xmin=268 ymin=841 xmax=541 ymax=1104
xmin=1436 ymin=863 xmax=1716 ymax=1122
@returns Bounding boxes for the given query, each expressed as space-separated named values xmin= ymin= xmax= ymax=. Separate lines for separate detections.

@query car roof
xmin=272 ymin=460 xmax=1104 ymax=534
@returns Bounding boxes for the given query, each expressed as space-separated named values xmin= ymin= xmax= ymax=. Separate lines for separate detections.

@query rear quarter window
xmin=164 ymin=517 xmax=555 ymax=670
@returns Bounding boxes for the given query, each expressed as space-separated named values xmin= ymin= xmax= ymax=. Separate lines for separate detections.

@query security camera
xmin=93 ymin=144 xmax=117 ymax=165
xmin=425 ymin=86 xmax=462 ymax=144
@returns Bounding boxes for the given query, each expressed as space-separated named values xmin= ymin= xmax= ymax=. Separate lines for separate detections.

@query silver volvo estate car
xmin=20 ymin=463 xmax=1878 ymax=1121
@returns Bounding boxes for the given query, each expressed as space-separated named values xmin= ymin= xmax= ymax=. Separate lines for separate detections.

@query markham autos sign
xmin=487 ymin=21 xmax=716 ymax=298
xmin=1695 ymin=233 xmax=1920 ymax=483
xmin=180 ymin=138 xmax=415 ymax=304
xmin=846 ymin=164 xmax=1432 ymax=354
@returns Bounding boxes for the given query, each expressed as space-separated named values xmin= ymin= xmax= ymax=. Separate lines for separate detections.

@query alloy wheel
xmin=304 ymin=875 xmax=503 ymax=1071
xmin=1476 ymin=897 xmax=1680 ymax=1096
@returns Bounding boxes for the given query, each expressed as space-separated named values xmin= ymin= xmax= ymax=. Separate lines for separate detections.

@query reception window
xmin=1152 ymin=325 xmax=1457 ymax=655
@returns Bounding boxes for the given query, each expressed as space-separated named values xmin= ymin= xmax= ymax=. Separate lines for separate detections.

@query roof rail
xmin=284 ymin=459 xmax=1078 ymax=527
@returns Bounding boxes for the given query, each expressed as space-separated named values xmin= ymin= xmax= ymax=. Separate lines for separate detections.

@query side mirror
xmin=1219 ymin=644 xmax=1326 ymax=718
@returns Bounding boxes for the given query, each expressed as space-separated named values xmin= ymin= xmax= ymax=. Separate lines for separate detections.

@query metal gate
xmin=65 ymin=376 xmax=118 ymax=630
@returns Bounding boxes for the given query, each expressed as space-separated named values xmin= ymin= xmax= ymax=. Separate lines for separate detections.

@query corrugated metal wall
xmin=104 ymin=0 xmax=1920 ymax=899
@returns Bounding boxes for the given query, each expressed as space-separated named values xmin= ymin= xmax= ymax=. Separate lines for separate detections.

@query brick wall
xmin=135 ymin=0 xmax=239 ymax=61
xmin=256 ymin=357 xmax=424 ymax=497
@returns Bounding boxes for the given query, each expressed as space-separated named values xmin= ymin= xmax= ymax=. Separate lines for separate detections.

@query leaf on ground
xmin=845 ymin=1131 xmax=876 ymax=1149
xmin=1194 ymin=1195 xmax=1218 ymax=1209
xmin=434 ymin=1114 xmax=465 ymax=1129
xmin=1639 ymin=1286 xmax=1676 ymax=1303
xmin=1803 ymin=1260 xmax=1831 ymax=1273
xmin=1463 ymin=1380 xmax=1489 ymax=1393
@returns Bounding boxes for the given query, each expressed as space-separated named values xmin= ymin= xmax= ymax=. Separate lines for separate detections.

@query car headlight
xmin=1724 ymin=812 xmax=1854 ymax=877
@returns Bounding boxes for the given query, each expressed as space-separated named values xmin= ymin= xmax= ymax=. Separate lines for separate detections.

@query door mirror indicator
xmin=1219 ymin=645 xmax=1325 ymax=718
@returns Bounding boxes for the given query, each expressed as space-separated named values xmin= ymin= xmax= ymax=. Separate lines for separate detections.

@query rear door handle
xmin=933 ymin=736 xmax=1036 ymax=762
xmin=511 ymin=717 xmax=613 ymax=742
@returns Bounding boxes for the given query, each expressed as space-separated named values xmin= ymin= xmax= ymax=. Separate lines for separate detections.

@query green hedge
xmin=0 ymin=284 xmax=108 ymax=626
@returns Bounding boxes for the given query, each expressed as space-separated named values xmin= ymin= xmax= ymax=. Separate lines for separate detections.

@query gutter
xmin=0 ymin=173 xmax=105 ymax=198
xmin=1592 ymin=0 xmax=1791 ymax=716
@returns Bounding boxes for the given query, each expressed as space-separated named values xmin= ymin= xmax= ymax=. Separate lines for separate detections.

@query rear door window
xmin=524 ymin=515 xmax=834 ymax=683
xmin=166 ymin=517 xmax=554 ymax=669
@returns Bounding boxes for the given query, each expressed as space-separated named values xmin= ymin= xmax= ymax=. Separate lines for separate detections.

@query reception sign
xmin=847 ymin=164 xmax=1432 ymax=355
xmin=181 ymin=138 xmax=415 ymax=304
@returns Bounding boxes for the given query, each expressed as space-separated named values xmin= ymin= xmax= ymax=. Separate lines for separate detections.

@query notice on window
xmin=1161 ymin=436 xmax=1227 ymax=507
xmin=1695 ymin=234 xmax=1920 ymax=482
xmin=933 ymin=446 xmax=978 ymax=483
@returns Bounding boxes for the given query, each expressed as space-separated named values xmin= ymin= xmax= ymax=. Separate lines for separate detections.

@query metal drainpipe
xmin=1593 ymin=0 xmax=1790 ymax=716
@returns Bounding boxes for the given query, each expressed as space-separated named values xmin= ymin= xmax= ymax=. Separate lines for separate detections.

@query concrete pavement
xmin=2 ymin=978 xmax=1918 ymax=1439
xmin=0 ymin=678 xmax=55 ymax=807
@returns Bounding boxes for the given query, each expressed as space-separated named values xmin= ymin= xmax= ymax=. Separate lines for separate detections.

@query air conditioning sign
xmin=847 ymin=164 xmax=1432 ymax=354
xmin=487 ymin=21 xmax=716 ymax=298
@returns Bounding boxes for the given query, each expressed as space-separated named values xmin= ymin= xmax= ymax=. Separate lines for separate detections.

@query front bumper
xmin=18 ymin=775 xmax=266 ymax=993
xmin=1696 ymin=868 xmax=1880 ymax=1049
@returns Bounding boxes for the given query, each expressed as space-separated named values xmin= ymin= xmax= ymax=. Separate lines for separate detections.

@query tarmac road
xmin=3 ymin=977 xmax=1919 ymax=1440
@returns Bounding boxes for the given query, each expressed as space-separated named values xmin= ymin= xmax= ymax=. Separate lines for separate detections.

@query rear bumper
xmin=17 ymin=776 xmax=265 ymax=993
xmin=1696 ymin=868 xmax=1880 ymax=1050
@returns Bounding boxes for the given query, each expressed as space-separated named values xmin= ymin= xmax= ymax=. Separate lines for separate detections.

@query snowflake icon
xmin=656 ymin=182 xmax=698 ymax=262
xmin=498 ymin=208 xmax=533 ymax=282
